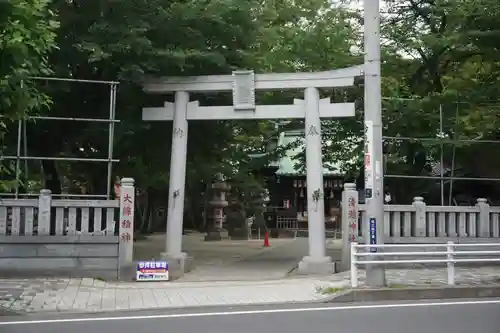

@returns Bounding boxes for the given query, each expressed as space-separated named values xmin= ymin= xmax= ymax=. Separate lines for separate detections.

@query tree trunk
xmin=41 ymin=160 xmax=61 ymax=194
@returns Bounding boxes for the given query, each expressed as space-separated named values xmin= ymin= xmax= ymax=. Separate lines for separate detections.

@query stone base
xmin=204 ymin=228 xmax=229 ymax=241
xmin=159 ymin=252 xmax=194 ymax=280
xmin=297 ymin=256 xmax=335 ymax=275
xmin=337 ymin=259 xmax=350 ymax=273
xmin=119 ymin=263 xmax=138 ymax=281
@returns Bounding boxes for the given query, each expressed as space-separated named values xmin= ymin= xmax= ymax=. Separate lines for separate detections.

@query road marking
xmin=1 ymin=299 xmax=500 ymax=326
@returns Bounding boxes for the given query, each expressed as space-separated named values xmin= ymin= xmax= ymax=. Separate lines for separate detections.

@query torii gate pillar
xmin=298 ymin=87 xmax=331 ymax=274
xmin=163 ymin=91 xmax=189 ymax=274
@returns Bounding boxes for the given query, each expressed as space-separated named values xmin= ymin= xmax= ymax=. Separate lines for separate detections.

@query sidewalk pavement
xmin=1 ymin=266 xmax=499 ymax=314
xmin=0 ymin=277 xmax=337 ymax=314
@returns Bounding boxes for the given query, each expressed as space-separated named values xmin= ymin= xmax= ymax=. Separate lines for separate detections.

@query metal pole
xmin=383 ymin=136 xmax=500 ymax=144
xmin=449 ymin=104 xmax=459 ymax=205
xmin=14 ymin=120 xmax=22 ymax=198
xmin=29 ymin=76 xmax=120 ymax=85
xmin=363 ymin=0 xmax=386 ymax=287
xmin=0 ymin=115 xmax=120 ymax=122
xmin=1 ymin=156 xmax=120 ymax=162
xmin=439 ymin=104 xmax=444 ymax=206
xmin=0 ymin=192 xmax=109 ymax=198
xmin=23 ymin=120 xmax=28 ymax=182
xmin=106 ymin=84 xmax=117 ymax=198
xmin=385 ymin=175 xmax=500 ymax=182
xmin=26 ymin=116 xmax=119 ymax=122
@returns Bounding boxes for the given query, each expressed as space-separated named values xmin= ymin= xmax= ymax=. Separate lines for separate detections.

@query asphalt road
xmin=1 ymin=299 xmax=499 ymax=333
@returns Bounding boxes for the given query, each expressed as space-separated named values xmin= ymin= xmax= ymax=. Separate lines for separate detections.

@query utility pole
xmin=363 ymin=0 xmax=386 ymax=287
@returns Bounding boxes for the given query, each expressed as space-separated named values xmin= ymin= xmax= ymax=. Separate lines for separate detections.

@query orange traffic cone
xmin=264 ymin=231 xmax=270 ymax=247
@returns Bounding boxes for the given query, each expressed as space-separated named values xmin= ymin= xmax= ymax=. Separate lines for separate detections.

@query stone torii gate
xmin=142 ymin=66 xmax=363 ymax=277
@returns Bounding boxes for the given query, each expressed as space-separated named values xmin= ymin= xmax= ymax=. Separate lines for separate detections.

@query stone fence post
xmin=341 ymin=183 xmax=359 ymax=271
xmin=413 ymin=197 xmax=426 ymax=237
xmin=476 ymin=198 xmax=490 ymax=238
xmin=118 ymin=178 xmax=135 ymax=265
xmin=38 ymin=189 xmax=52 ymax=236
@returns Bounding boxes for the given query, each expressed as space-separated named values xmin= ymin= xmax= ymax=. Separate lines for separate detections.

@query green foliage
xmin=342 ymin=0 xmax=500 ymax=200
xmin=0 ymin=0 xmax=59 ymax=191
xmin=3 ymin=0 xmax=500 ymax=206
xmin=0 ymin=0 xmax=58 ymax=118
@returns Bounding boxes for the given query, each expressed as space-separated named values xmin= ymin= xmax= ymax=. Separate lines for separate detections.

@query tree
xmin=0 ymin=0 xmax=59 ymax=192
xmin=12 ymin=0 xmax=267 ymax=196
xmin=7 ymin=0 xmax=286 ymax=231
xmin=283 ymin=0 xmax=500 ymax=203
xmin=343 ymin=0 xmax=500 ymax=202
xmin=251 ymin=1 xmax=363 ymax=175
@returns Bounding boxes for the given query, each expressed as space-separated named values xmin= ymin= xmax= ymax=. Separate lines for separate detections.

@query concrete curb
xmin=0 ymin=297 xmax=329 ymax=317
xmin=324 ymin=285 xmax=500 ymax=303
xmin=0 ymin=308 xmax=22 ymax=316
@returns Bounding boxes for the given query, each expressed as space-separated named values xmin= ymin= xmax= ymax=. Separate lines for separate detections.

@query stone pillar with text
xmin=118 ymin=177 xmax=135 ymax=279
xmin=340 ymin=183 xmax=359 ymax=271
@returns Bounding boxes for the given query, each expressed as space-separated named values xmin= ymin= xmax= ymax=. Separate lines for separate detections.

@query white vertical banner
xmin=364 ymin=121 xmax=375 ymax=197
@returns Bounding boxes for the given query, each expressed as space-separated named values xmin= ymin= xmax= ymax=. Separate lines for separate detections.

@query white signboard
xmin=364 ymin=120 xmax=374 ymax=196
xmin=136 ymin=261 xmax=169 ymax=281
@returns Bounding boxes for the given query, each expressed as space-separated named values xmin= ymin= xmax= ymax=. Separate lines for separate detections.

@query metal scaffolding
xmin=381 ymin=97 xmax=500 ymax=205
xmin=1 ymin=77 xmax=120 ymax=199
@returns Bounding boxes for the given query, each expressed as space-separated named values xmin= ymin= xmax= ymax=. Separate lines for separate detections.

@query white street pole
xmin=363 ymin=0 xmax=386 ymax=287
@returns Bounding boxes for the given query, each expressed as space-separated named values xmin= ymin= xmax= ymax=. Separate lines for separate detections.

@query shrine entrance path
xmin=134 ymin=233 xmax=340 ymax=282
xmin=134 ymin=232 xmax=279 ymax=267
xmin=134 ymin=233 xmax=342 ymax=282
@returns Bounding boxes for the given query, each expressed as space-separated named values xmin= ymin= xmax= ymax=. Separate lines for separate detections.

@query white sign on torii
xmin=142 ymin=65 xmax=363 ymax=276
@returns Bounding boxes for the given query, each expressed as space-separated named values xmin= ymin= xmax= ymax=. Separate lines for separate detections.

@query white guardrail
xmin=350 ymin=242 xmax=500 ymax=288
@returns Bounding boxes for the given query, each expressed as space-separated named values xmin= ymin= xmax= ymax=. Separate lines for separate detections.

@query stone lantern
xmin=205 ymin=181 xmax=230 ymax=241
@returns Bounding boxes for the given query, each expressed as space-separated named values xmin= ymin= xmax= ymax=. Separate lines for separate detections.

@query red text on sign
xmin=120 ymin=232 xmax=131 ymax=242
xmin=365 ymin=154 xmax=371 ymax=166
xmin=121 ymin=220 xmax=132 ymax=229
xmin=123 ymin=206 xmax=132 ymax=216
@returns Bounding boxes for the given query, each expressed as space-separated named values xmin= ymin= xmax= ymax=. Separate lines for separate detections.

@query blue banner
xmin=137 ymin=261 xmax=168 ymax=270
xmin=369 ymin=218 xmax=377 ymax=253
